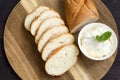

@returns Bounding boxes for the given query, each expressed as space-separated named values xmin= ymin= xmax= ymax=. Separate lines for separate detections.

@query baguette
xmin=64 ymin=0 xmax=99 ymax=33
xmin=24 ymin=6 xmax=79 ymax=76
xmin=45 ymin=44 xmax=79 ymax=76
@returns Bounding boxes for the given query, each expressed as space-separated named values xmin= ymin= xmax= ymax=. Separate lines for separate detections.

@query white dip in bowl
xmin=78 ymin=23 xmax=118 ymax=60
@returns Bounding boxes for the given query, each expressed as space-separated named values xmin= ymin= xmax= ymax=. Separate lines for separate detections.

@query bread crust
xmin=64 ymin=0 xmax=99 ymax=33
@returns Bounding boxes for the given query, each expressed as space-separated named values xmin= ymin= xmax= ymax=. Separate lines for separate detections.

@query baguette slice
xmin=65 ymin=0 xmax=99 ymax=33
xmin=42 ymin=33 xmax=75 ymax=61
xmin=24 ymin=6 xmax=49 ymax=31
xmin=38 ymin=26 xmax=69 ymax=53
xmin=30 ymin=10 xmax=60 ymax=36
xmin=45 ymin=44 xmax=79 ymax=76
xmin=35 ymin=17 xmax=64 ymax=44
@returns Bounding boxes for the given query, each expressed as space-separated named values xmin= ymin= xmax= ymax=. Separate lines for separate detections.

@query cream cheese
xmin=78 ymin=23 xmax=118 ymax=60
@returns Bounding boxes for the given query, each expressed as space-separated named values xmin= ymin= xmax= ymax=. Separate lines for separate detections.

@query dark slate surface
xmin=0 ymin=0 xmax=120 ymax=80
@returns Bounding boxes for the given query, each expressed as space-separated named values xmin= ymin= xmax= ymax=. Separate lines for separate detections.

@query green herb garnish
xmin=96 ymin=31 xmax=112 ymax=42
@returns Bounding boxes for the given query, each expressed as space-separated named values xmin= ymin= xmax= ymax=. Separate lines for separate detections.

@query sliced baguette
xmin=35 ymin=17 xmax=64 ymax=44
xmin=42 ymin=33 xmax=75 ymax=61
xmin=30 ymin=9 xmax=60 ymax=36
xmin=45 ymin=44 xmax=79 ymax=76
xmin=24 ymin=6 xmax=49 ymax=31
xmin=38 ymin=26 xmax=69 ymax=53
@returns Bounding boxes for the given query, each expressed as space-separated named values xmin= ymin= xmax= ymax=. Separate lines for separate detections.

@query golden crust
xmin=64 ymin=0 xmax=99 ymax=33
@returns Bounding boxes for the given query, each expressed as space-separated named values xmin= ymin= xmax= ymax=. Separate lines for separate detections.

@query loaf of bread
xmin=24 ymin=6 xmax=49 ymax=31
xmin=64 ymin=0 xmax=99 ymax=33
xmin=45 ymin=44 xmax=79 ymax=76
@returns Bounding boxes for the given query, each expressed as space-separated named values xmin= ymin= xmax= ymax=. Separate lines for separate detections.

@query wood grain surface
xmin=4 ymin=0 xmax=119 ymax=80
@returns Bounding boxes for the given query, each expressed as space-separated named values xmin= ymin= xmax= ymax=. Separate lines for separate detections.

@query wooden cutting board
xmin=4 ymin=0 xmax=119 ymax=80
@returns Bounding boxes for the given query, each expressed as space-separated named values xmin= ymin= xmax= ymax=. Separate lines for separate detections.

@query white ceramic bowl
xmin=78 ymin=23 xmax=118 ymax=61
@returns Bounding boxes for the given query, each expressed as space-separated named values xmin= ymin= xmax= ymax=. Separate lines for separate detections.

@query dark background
xmin=0 ymin=0 xmax=120 ymax=80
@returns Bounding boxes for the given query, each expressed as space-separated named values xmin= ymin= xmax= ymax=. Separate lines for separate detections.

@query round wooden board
xmin=4 ymin=0 xmax=119 ymax=80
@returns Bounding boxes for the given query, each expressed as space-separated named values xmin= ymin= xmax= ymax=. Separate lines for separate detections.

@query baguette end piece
xmin=24 ymin=6 xmax=49 ymax=31
xmin=45 ymin=44 xmax=79 ymax=76
xmin=65 ymin=0 xmax=99 ymax=33
xmin=71 ymin=17 xmax=99 ymax=33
